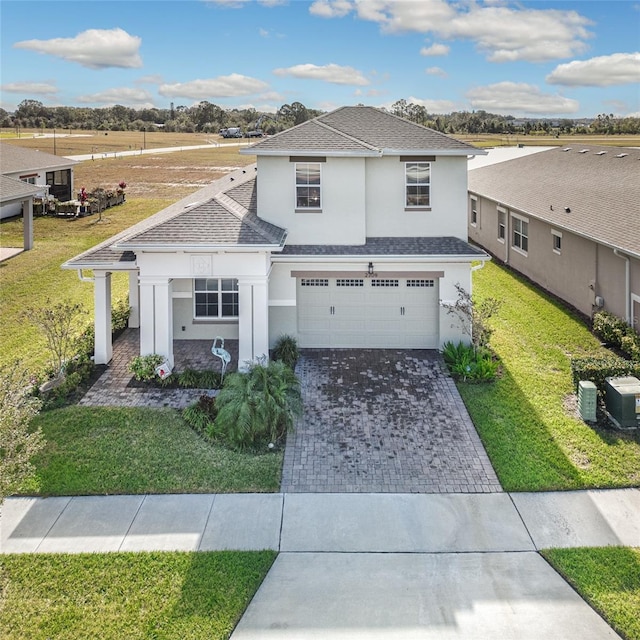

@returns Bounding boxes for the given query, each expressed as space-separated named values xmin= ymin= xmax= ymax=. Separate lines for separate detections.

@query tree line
xmin=2 ymin=98 xmax=639 ymax=136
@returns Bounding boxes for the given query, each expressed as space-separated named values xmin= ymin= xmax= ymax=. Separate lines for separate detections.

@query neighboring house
xmin=63 ymin=106 xmax=488 ymax=367
xmin=0 ymin=142 xmax=77 ymax=220
xmin=0 ymin=175 xmax=42 ymax=251
xmin=468 ymin=145 xmax=640 ymax=329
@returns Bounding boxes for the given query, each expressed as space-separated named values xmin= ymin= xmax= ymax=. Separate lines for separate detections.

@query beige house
xmin=468 ymin=145 xmax=640 ymax=330
xmin=64 ymin=106 xmax=488 ymax=367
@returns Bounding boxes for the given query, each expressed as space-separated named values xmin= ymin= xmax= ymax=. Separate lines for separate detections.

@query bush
xmin=442 ymin=341 xmax=500 ymax=382
xmin=129 ymin=354 xmax=165 ymax=382
xmin=272 ymin=335 xmax=300 ymax=370
xmin=592 ymin=311 xmax=640 ymax=361
xmin=570 ymin=355 xmax=640 ymax=392
xmin=211 ymin=360 xmax=303 ymax=451
xmin=183 ymin=395 xmax=217 ymax=438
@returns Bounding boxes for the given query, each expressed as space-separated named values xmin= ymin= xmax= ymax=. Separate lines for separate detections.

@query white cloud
xmin=14 ymin=28 xmax=142 ymax=69
xmin=159 ymin=74 xmax=269 ymax=99
xmin=407 ymin=96 xmax=456 ymax=113
xmin=1 ymin=82 xmax=57 ymax=95
xmin=420 ymin=42 xmax=449 ymax=57
xmin=547 ymin=52 xmax=640 ymax=87
xmin=315 ymin=1 xmax=593 ymax=63
xmin=259 ymin=27 xmax=269 ymax=37
xmin=425 ymin=66 xmax=447 ymax=77
xmin=466 ymin=81 xmax=579 ymax=115
xmin=206 ymin=0 xmax=287 ymax=6
xmin=136 ymin=75 xmax=164 ymax=86
xmin=273 ymin=63 xmax=369 ymax=85
xmin=309 ymin=0 xmax=354 ymax=18
xmin=77 ymin=87 xmax=155 ymax=107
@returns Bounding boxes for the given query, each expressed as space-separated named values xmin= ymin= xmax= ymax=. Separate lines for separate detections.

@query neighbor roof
xmin=63 ymin=165 xmax=286 ymax=270
xmin=0 ymin=175 xmax=44 ymax=203
xmin=0 ymin=142 xmax=76 ymax=175
xmin=243 ymin=106 xmax=483 ymax=157
xmin=468 ymin=145 xmax=640 ymax=258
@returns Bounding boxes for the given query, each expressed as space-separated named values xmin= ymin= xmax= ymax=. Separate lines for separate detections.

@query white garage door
xmin=297 ymin=276 xmax=439 ymax=348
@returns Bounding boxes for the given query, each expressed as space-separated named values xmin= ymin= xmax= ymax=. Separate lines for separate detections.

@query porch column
xmin=128 ymin=270 xmax=140 ymax=328
xmin=94 ymin=270 xmax=112 ymax=364
xmin=138 ymin=276 xmax=174 ymax=367
xmin=237 ymin=277 xmax=269 ymax=370
xmin=23 ymin=198 xmax=33 ymax=251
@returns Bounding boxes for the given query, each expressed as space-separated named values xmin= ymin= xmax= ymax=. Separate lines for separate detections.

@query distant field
xmin=455 ymin=133 xmax=640 ymax=148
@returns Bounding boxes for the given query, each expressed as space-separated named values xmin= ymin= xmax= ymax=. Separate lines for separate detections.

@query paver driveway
xmin=281 ymin=349 xmax=501 ymax=493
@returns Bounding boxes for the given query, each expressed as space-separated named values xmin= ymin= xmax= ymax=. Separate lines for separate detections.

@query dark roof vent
xmin=565 ymin=207 xmax=571 ymax=213
xmin=615 ymin=153 xmax=628 ymax=158
xmin=561 ymin=148 xmax=572 ymax=152
xmin=595 ymin=151 xmax=607 ymax=156
xmin=578 ymin=149 xmax=589 ymax=154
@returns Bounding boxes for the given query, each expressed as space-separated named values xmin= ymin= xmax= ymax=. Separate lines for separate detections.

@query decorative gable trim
xmin=290 ymin=156 xmax=326 ymax=163
xmin=400 ymin=156 xmax=436 ymax=162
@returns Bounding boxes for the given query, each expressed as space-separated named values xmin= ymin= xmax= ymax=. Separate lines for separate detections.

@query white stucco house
xmin=63 ymin=106 xmax=488 ymax=368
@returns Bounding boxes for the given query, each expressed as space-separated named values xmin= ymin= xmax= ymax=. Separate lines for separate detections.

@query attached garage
xmin=296 ymin=275 xmax=440 ymax=348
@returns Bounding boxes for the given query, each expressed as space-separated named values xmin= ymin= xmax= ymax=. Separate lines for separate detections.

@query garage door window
xmin=301 ymin=278 xmax=329 ymax=286
xmin=336 ymin=279 xmax=364 ymax=287
xmin=407 ymin=279 xmax=435 ymax=287
xmin=371 ymin=279 xmax=399 ymax=287
xmin=194 ymin=278 xmax=238 ymax=319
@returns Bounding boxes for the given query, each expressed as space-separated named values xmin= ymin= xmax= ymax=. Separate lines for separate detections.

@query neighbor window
xmin=552 ymin=230 xmax=562 ymax=254
xmin=405 ymin=162 xmax=430 ymax=208
xmin=497 ymin=209 xmax=506 ymax=241
xmin=295 ymin=163 xmax=321 ymax=209
xmin=470 ymin=198 xmax=478 ymax=226
xmin=512 ymin=215 xmax=528 ymax=253
xmin=194 ymin=278 xmax=238 ymax=319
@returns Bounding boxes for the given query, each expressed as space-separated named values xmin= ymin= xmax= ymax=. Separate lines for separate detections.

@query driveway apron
xmin=281 ymin=349 xmax=501 ymax=493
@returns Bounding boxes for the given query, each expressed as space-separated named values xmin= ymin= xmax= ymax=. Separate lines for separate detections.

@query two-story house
xmin=63 ymin=106 xmax=488 ymax=368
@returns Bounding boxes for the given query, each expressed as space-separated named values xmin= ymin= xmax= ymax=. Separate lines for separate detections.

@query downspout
xmin=613 ymin=249 xmax=631 ymax=323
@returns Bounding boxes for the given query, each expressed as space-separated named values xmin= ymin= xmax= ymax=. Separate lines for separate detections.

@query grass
xmin=0 ymin=550 xmax=276 ymax=640
xmin=20 ymin=406 xmax=283 ymax=495
xmin=460 ymin=261 xmax=640 ymax=491
xmin=542 ymin=547 xmax=640 ymax=640
xmin=455 ymin=133 xmax=640 ymax=148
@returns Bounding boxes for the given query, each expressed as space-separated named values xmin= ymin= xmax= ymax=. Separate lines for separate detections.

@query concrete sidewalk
xmin=2 ymin=489 xmax=638 ymax=639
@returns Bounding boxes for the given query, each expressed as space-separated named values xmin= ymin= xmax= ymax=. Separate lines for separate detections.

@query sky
xmin=1 ymin=0 xmax=639 ymax=118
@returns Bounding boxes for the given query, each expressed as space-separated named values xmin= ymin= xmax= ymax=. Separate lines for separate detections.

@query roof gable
xmin=245 ymin=105 xmax=481 ymax=156
xmin=468 ymin=145 xmax=640 ymax=257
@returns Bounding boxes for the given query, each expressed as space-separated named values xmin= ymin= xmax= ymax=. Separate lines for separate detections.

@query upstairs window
xmin=552 ymin=230 xmax=562 ymax=254
xmin=498 ymin=210 xmax=506 ymax=241
xmin=194 ymin=278 xmax=238 ymax=319
xmin=295 ymin=163 xmax=321 ymax=209
xmin=405 ymin=162 xmax=430 ymax=208
xmin=470 ymin=197 xmax=478 ymax=226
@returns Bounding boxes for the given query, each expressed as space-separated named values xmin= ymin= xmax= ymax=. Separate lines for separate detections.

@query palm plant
xmin=211 ymin=360 xmax=303 ymax=450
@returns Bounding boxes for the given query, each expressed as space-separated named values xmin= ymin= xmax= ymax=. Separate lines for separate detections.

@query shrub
xmin=211 ymin=360 xmax=303 ymax=451
xmin=129 ymin=354 xmax=165 ymax=382
xmin=272 ymin=335 xmax=300 ymax=370
xmin=178 ymin=369 xmax=200 ymax=388
xmin=183 ymin=395 xmax=217 ymax=438
xmin=198 ymin=370 xmax=222 ymax=389
xmin=111 ymin=297 xmax=131 ymax=334
xmin=442 ymin=341 xmax=500 ymax=382
xmin=570 ymin=355 xmax=640 ymax=392
xmin=592 ymin=311 xmax=640 ymax=361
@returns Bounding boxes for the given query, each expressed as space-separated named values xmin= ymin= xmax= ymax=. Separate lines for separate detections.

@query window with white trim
xmin=405 ymin=162 xmax=430 ymax=208
xmin=194 ymin=278 xmax=238 ymax=319
xmin=552 ymin=230 xmax=562 ymax=254
xmin=295 ymin=163 xmax=321 ymax=209
xmin=512 ymin=215 xmax=528 ymax=253
xmin=21 ymin=176 xmax=36 ymax=185
xmin=470 ymin=197 xmax=478 ymax=226
xmin=497 ymin=209 xmax=506 ymax=242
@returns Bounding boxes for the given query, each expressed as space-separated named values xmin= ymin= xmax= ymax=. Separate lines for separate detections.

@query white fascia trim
xmin=272 ymin=254 xmax=490 ymax=264
xmin=61 ymin=261 xmax=136 ymax=271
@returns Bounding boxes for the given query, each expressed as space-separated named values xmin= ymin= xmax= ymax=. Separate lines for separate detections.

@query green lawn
xmin=0 ymin=550 xmax=276 ymax=640
xmin=542 ymin=547 xmax=640 ymax=640
xmin=461 ymin=261 xmax=640 ymax=491
xmin=21 ymin=406 xmax=283 ymax=495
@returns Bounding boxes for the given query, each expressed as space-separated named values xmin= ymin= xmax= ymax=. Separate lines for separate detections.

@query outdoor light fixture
xmin=368 ymin=262 xmax=374 ymax=275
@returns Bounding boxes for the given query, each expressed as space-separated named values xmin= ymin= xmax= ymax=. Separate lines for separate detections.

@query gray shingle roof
xmin=280 ymin=237 xmax=488 ymax=258
xmin=63 ymin=165 xmax=286 ymax=269
xmin=245 ymin=106 xmax=481 ymax=156
xmin=0 ymin=175 xmax=43 ymax=203
xmin=468 ymin=145 xmax=640 ymax=258
xmin=0 ymin=142 xmax=76 ymax=174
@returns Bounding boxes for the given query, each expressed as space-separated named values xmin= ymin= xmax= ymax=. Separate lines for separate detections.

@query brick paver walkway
xmin=79 ymin=329 xmax=238 ymax=409
xmin=281 ymin=349 xmax=501 ymax=494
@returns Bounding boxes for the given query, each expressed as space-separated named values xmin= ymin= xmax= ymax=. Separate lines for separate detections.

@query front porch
xmin=79 ymin=329 xmax=239 ymax=408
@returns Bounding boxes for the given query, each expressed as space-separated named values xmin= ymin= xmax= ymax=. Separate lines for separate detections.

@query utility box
xmin=604 ymin=376 xmax=640 ymax=429
xmin=578 ymin=380 xmax=597 ymax=422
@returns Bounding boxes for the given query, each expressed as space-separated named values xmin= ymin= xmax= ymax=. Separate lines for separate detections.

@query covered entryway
xmin=296 ymin=276 xmax=439 ymax=348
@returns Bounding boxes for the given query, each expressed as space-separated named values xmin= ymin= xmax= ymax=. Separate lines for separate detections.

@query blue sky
xmin=1 ymin=0 xmax=639 ymax=118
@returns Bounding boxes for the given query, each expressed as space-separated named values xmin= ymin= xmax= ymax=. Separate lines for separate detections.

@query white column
xmin=154 ymin=279 xmax=174 ymax=367
xmin=252 ymin=278 xmax=269 ymax=361
xmin=238 ymin=280 xmax=254 ymax=369
xmin=93 ymin=271 xmax=112 ymax=364
xmin=23 ymin=199 xmax=33 ymax=251
xmin=128 ymin=270 xmax=140 ymax=328
xmin=138 ymin=278 xmax=156 ymax=356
